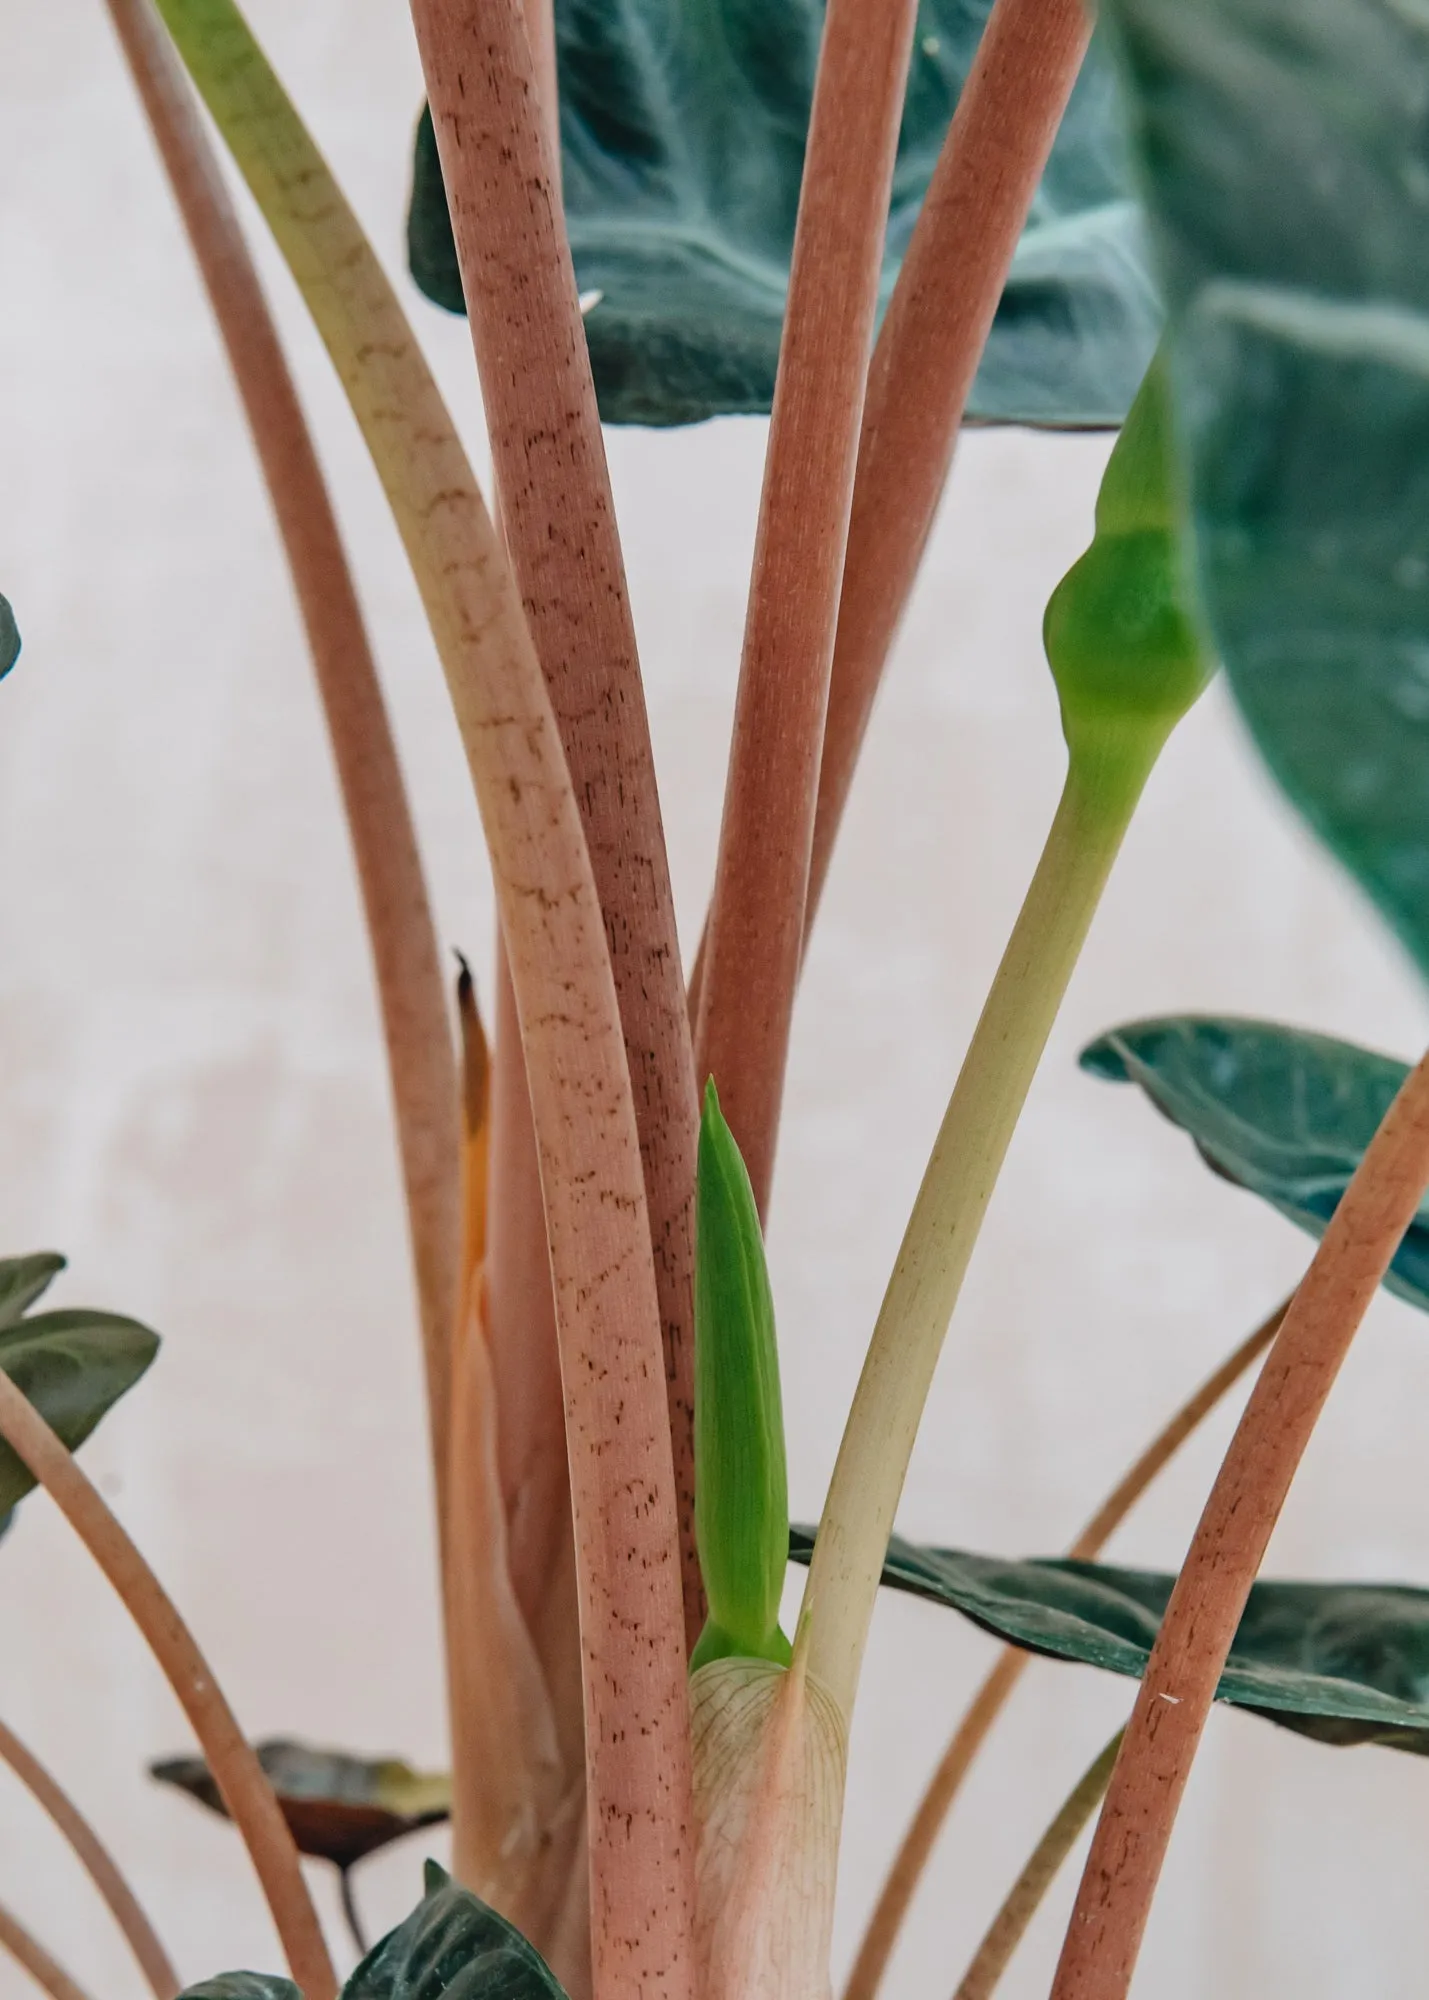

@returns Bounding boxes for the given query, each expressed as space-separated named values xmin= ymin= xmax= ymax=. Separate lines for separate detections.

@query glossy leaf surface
xmin=0 ymin=596 xmax=17 ymax=681
xmin=790 ymin=1529 xmax=1429 ymax=1753
xmin=407 ymin=0 xmax=1159 ymax=427
xmin=1102 ymin=0 xmax=1429 ymax=978
xmin=151 ymin=1741 xmax=451 ymax=1872
xmin=346 ymin=1862 xmax=567 ymax=2000
xmin=0 ymin=1254 xmax=159 ymax=1517
xmin=179 ymin=1979 xmax=302 ymax=2000
xmin=1080 ymin=1016 xmax=1429 ymax=1308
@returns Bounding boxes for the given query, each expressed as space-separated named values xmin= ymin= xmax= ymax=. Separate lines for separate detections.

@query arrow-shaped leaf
xmin=791 ymin=1528 xmax=1429 ymax=1754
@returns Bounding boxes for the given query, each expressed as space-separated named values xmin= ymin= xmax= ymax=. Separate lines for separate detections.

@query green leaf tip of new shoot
xmin=692 ymin=1079 xmax=792 ymax=1674
xmin=0 ymin=595 xmax=19 ymax=683
xmin=1043 ymin=351 xmax=1216 ymax=803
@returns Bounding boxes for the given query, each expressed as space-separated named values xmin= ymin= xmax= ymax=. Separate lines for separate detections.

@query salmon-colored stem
xmin=694 ymin=0 xmax=919 ymax=1221
xmin=1051 ymin=1052 xmax=1429 ymax=2000
xmin=806 ymin=0 xmax=1093 ymax=934
xmin=0 ymin=1715 xmax=179 ymax=2000
xmin=0 ymin=1372 xmax=336 ymax=2000
xmin=146 ymin=11 xmax=700 ymax=1989
xmin=103 ymin=0 xmax=461 ymax=1533
xmin=410 ymin=0 xmax=704 ymax=1648
xmin=952 ymin=1728 xmax=1123 ymax=2000
xmin=842 ymin=1297 xmax=1287 ymax=2000
xmin=0 ymin=1898 xmax=94 ymax=2000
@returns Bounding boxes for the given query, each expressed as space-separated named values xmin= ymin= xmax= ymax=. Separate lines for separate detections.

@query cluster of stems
xmin=4 ymin=5 xmax=1416 ymax=2000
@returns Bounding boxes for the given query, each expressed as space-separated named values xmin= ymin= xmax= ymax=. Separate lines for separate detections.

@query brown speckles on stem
xmin=806 ymin=0 xmax=1094 ymax=938
xmin=153 ymin=5 xmax=698 ymax=1987
xmin=411 ymin=0 xmax=705 ymax=1654
xmin=1050 ymin=1050 xmax=1429 ymax=2000
xmin=695 ymin=0 xmax=919 ymax=1219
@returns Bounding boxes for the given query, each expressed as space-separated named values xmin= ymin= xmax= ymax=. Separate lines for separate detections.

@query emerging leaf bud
xmin=692 ymin=1081 xmax=793 ymax=1672
xmin=1044 ymin=353 xmax=1216 ymax=790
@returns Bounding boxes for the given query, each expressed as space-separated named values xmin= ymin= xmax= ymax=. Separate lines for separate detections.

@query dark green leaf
xmin=151 ymin=1741 xmax=451 ymax=1873
xmin=0 ymin=596 xmax=17 ymax=681
xmin=1100 ymin=0 xmax=1429 ymax=977
xmin=347 ymin=1862 xmax=567 ymax=2000
xmin=0 ymin=1295 xmax=159 ymax=1517
xmin=0 ymin=1253 xmax=65 ymax=1328
xmin=1079 ymin=1016 xmax=1429 ymax=1307
xmin=178 ymin=1978 xmax=301 ymax=2000
xmin=789 ymin=1528 xmax=1429 ymax=1754
xmin=407 ymin=0 xmax=1159 ymax=427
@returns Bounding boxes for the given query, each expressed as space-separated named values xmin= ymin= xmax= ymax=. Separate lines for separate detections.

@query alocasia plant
xmin=8 ymin=1 xmax=1429 ymax=1998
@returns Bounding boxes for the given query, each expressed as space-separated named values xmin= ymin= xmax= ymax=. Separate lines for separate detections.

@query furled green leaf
xmin=1100 ymin=0 xmax=1429 ymax=978
xmin=692 ymin=1081 xmax=791 ymax=1672
xmin=1079 ymin=1016 xmax=1429 ymax=1308
xmin=789 ymin=1529 xmax=1429 ymax=1754
xmin=178 ymin=1979 xmax=301 ymax=2000
xmin=346 ymin=1862 xmax=567 ymax=2000
xmin=407 ymin=0 xmax=1159 ymax=428
xmin=151 ymin=1741 xmax=451 ymax=1872
xmin=0 ymin=1272 xmax=159 ymax=1517
xmin=0 ymin=596 xmax=18 ymax=681
xmin=1044 ymin=352 xmax=1215 ymax=784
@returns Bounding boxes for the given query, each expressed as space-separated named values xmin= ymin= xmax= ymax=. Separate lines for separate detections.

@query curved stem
xmin=0 ymin=1371 xmax=335 ymax=2000
xmin=805 ymin=0 xmax=1093 ymax=935
xmin=951 ymin=1729 xmax=1122 ymax=2000
xmin=1050 ymin=1047 xmax=1429 ymax=2000
xmin=410 ymin=0 xmax=704 ymax=1646
xmin=149 ymin=9 xmax=698 ymax=1986
xmin=805 ymin=756 xmax=1145 ymax=1720
xmin=0 ymin=1899 xmax=94 ymax=2000
xmin=842 ymin=1297 xmax=1286 ymax=2000
xmin=693 ymin=0 xmax=918 ymax=1220
xmin=0 ymin=1715 xmax=178 ymax=2000
xmin=338 ymin=1869 xmax=368 ymax=1959
xmin=103 ymin=0 xmax=460 ymax=1531
xmin=1067 ymin=1301 xmax=1287 ymax=1559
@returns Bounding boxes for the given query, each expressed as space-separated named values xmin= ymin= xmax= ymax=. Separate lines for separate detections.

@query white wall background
xmin=4 ymin=5 xmax=1429 ymax=1997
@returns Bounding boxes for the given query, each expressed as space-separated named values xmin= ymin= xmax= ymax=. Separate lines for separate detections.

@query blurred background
xmin=4 ymin=4 xmax=1429 ymax=1996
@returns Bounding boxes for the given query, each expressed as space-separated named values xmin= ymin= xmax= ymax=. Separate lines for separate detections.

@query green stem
xmin=803 ymin=747 xmax=1152 ymax=1720
xmin=951 ymin=1729 xmax=1124 ymax=2000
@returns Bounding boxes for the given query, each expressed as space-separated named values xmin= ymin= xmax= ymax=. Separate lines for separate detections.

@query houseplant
xmin=4 ymin=0 xmax=1429 ymax=1997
